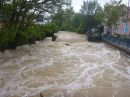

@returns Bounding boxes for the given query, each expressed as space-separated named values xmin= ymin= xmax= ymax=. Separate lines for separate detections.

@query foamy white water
xmin=0 ymin=31 xmax=130 ymax=97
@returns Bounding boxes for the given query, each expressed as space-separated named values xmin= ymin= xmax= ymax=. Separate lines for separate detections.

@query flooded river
xmin=0 ymin=31 xmax=130 ymax=97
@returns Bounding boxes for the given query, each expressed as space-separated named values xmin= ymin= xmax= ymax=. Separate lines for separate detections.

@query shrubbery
xmin=0 ymin=0 xmax=60 ymax=51
xmin=0 ymin=22 xmax=59 ymax=51
xmin=76 ymin=23 xmax=85 ymax=34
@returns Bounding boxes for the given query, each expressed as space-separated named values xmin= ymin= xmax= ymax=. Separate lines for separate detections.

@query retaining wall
xmin=103 ymin=39 xmax=130 ymax=56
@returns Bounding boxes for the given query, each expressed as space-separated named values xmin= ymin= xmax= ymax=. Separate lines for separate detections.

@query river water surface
xmin=0 ymin=31 xmax=130 ymax=97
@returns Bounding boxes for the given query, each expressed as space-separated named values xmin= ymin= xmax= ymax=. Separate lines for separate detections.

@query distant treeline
xmin=55 ymin=0 xmax=102 ymax=33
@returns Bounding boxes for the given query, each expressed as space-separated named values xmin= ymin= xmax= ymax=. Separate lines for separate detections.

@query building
xmin=104 ymin=6 xmax=130 ymax=36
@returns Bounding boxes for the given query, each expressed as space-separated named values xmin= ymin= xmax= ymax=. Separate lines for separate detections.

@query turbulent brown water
xmin=0 ymin=31 xmax=130 ymax=97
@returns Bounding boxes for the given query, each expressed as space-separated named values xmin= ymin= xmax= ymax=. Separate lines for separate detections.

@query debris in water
xmin=63 ymin=92 xmax=67 ymax=97
xmin=65 ymin=43 xmax=70 ymax=46
xmin=40 ymin=93 xmax=43 ymax=97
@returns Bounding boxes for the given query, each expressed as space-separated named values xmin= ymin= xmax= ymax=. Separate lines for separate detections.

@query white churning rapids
xmin=0 ymin=31 xmax=130 ymax=97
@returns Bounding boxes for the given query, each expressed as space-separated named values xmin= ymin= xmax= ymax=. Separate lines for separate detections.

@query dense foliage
xmin=66 ymin=0 xmax=101 ymax=34
xmin=52 ymin=0 xmax=101 ymax=34
xmin=53 ymin=0 xmax=74 ymax=31
xmin=76 ymin=23 xmax=85 ymax=34
xmin=0 ymin=0 xmax=64 ymax=51
xmin=0 ymin=0 xmax=127 ymax=51
xmin=95 ymin=0 xmax=128 ymax=29
xmin=75 ymin=0 xmax=101 ymax=34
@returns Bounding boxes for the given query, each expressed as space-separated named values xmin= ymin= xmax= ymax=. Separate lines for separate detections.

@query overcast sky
xmin=72 ymin=0 xmax=129 ymax=13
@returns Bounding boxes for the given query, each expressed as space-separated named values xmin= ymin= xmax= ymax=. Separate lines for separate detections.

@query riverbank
xmin=103 ymin=38 xmax=130 ymax=57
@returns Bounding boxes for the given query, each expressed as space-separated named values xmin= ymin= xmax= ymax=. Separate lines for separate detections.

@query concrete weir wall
xmin=103 ymin=39 xmax=130 ymax=56
xmin=88 ymin=36 xmax=102 ymax=41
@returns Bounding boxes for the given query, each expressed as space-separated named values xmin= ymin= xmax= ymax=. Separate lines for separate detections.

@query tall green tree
xmin=95 ymin=0 xmax=128 ymax=29
xmin=72 ymin=0 xmax=101 ymax=34
xmin=105 ymin=0 xmax=127 ymax=28
xmin=49 ymin=0 xmax=74 ymax=31
xmin=57 ymin=0 xmax=74 ymax=31
xmin=71 ymin=13 xmax=81 ymax=32
xmin=52 ymin=0 xmax=66 ymax=29
xmin=63 ymin=3 xmax=74 ymax=31
xmin=0 ymin=0 xmax=64 ymax=50
xmin=94 ymin=6 xmax=104 ymax=25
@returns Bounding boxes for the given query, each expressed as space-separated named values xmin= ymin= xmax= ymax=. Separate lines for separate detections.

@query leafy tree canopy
xmin=95 ymin=0 xmax=128 ymax=28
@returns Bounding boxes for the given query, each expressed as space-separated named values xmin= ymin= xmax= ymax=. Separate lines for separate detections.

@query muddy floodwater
xmin=0 ymin=31 xmax=130 ymax=97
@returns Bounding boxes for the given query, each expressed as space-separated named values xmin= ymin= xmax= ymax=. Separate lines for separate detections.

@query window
xmin=123 ymin=21 xmax=127 ymax=24
xmin=116 ymin=20 xmax=119 ymax=24
xmin=115 ymin=28 xmax=118 ymax=33
xmin=123 ymin=28 xmax=125 ymax=32
xmin=123 ymin=26 xmax=128 ymax=33
xmin=114 ymin=28 xmax=118 ymax=33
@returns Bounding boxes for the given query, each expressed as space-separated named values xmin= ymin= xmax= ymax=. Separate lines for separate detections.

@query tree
xmin=80 ymin=0 xmax=100 ymax=15
xmin=94 ymin=6 xmax=103 ymax=25
xmin=72 ymin=0 xmax=101 ymax=34
xmin=95 ymin=0 xmax=128 ymax=29
xmin=0 ymin=0 xmax=63 ymax=51
xmin=58 ymin=0 xmax=74 ymax=31
xmin=71 ymin=13 xmax=81 ymax=32
xmin=63 ymin=4 xmax=74 ymax=31
xmin=52 ymin=0 xmax=66 ymax=29
xmin=76 ymin=23 xmax=85 ymax=34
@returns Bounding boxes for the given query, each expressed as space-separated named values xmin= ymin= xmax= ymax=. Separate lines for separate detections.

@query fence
xmin=103 ymin=34 xmax=130 ymax=49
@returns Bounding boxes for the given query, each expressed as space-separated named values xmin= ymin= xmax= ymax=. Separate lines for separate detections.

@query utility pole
xmin=125 ymin=0 xmax=129 ymax=37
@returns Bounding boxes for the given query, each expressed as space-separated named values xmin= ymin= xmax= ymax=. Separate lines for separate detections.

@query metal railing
xmin=103 ymin=34 xmax=130 ymax=49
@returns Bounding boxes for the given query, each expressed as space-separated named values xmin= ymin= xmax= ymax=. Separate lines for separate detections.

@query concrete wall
xmin=103 ymin=39 xmax=130 ymax=56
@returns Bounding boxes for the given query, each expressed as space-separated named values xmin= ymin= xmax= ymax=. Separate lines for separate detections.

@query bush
xmin=120 ymin=36 xmax=125 ymax=40
xmin=76 ymin=23 xmax=85 ymax=34
xmin=0 ymin=22 xmax=59 ymax=51
xmin=52 ymin=22 xmax=59 ymax=33
xmin=60 ymin=23 xmax=66 ymax=31
xmin=108 ymin=35 xmax=112 ymax=37
xmin=114 ymin=35 xmax=118 ymax=38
